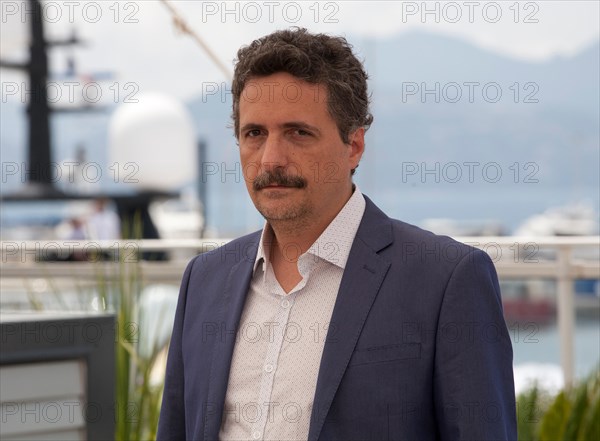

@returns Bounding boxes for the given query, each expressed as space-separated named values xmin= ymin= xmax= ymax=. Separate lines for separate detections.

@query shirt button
xmin=281 ymin=299 xmax=290 ymax=308
xmin=265 ymin=364 xmax=274 ymax=373
xmin=252 ymin=431 xmax=261 ymax=439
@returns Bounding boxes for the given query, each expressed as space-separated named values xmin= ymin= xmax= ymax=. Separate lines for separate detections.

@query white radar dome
xmin=109 ymin=93 xmax=197 ymax=190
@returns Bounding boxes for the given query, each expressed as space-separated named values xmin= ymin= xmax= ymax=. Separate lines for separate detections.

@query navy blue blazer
xmin=157 ymin=196 xmax=517 ymax=440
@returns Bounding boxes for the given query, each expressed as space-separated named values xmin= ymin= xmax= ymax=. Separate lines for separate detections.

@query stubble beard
xmin=253 ymin=191 xmax=313 ymax=233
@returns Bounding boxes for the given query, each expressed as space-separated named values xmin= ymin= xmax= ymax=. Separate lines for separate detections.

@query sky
xmin=1 ymin=0 xmax=599 ymax=100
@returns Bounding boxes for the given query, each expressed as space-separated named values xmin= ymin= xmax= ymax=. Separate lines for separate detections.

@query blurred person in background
xmin=86 ymin=197 xmax=121 ymax=241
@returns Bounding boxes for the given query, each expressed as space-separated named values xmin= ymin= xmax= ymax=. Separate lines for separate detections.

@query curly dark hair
xmin=232 ymin=28 xmax=373 ymax=144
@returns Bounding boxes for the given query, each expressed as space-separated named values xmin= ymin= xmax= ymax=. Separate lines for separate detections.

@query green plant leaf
xmin=539 ymin=390 xmax=571 ymax=441
xmin=578 ymin=377 xmax=600 ymax=441
xmin=518 ymin=385 xmax=541 ymax=441
xmin=563 ymin=383 xmax=589 ymax=441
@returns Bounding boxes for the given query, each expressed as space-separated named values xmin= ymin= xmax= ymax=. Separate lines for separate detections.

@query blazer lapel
xmin=203 ymin=235 xmax=259 ymax=440
xmin=308 ymin=197 xmax=393 ymax=441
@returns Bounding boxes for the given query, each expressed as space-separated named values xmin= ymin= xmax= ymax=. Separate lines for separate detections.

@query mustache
xmin=253 ymin=169 xmax=307 ymax=191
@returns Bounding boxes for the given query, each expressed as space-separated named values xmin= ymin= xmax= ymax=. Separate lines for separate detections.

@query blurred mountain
xmin=361 ymin=33 xmax=599 ymax=181
xmin=369 ymin=31 xmax=599 ymax=115
xmin=1 ymin=31 xmax=598 ymax=233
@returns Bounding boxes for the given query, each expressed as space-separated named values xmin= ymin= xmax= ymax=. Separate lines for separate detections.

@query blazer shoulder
xmin=385 ymin=217 xmax=491 ymax=271
xmin=390 ymin=217 xmax=476 ymax=252
xmin=360 ymin=195 xmax=479 ymax=261
xmin=361 ymin=195 xmax=488 ymax=264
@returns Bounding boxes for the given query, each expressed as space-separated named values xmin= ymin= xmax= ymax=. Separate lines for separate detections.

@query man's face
xmin=238 ymin=71 xmax=364 ymax=227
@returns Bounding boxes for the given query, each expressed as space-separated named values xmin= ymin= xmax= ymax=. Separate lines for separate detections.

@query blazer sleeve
xmin=433 ymin=248 xmax=517 ymax=440
xmin=156 ymin=256 xmax=196 ymax=441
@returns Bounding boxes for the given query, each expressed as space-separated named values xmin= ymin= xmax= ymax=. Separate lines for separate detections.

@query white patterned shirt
xmin=219 ymin=187 xmax=366 ymax=440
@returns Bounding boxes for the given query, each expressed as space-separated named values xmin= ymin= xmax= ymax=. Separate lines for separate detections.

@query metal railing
xmin=1 ymin=236 xmax=599 ymax=386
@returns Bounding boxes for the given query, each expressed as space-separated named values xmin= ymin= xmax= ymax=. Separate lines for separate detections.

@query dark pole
xmin=27 ymin=0 xmax=52 ymax=186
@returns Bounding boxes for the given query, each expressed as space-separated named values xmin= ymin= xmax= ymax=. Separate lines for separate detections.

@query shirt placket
xmin=249 ymin=275 xmax=298 ymax=440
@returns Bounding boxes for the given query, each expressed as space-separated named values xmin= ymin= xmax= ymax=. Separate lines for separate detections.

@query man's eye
xmin=294 ymin=129 xmax=311 ymax=137
xmin=246 ymin=129 xmax=262 ymax=137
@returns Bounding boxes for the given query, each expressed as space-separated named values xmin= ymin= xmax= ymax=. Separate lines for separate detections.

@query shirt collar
xmin=253 ymin=186 xmax=366 ymax=273
xmin=254 ymin=223 xmax=273 ymax=274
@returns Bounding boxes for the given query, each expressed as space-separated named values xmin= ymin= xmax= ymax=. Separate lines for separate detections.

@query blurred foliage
xmin=96 ymin=227 xmax=169 ymax=441
xmin=518 ymin=368 xmax=600 ymax=441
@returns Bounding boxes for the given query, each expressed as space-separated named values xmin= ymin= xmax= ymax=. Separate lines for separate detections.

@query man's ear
xmin=347 ymin=127 xmax=365 ymax=170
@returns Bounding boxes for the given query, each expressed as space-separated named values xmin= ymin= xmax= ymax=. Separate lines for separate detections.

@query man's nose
xmin=260 ymin=134 xmax=288 ymax=171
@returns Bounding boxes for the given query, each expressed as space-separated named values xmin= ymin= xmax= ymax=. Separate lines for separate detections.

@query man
xmin=158 ymin=28 xmax=516 ymax=440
